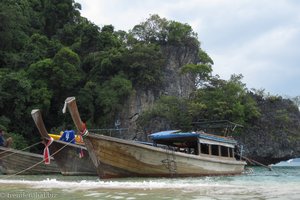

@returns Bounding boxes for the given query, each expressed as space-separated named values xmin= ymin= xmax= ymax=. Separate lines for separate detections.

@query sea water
xmin=0 ymin=166 xmax=299 ymax=200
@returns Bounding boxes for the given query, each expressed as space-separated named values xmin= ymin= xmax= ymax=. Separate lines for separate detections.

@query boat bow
xmin=31 ymin=109 xmax=51 ymax=140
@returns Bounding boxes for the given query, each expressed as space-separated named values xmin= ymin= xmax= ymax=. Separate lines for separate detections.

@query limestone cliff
xmin=120 ymin=44 xmax=199 ymax=139
xmin=237 ymin=94 xmax=300 ymax=165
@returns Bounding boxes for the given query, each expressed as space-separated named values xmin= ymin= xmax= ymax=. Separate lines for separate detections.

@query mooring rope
xmin=239 ymin=154 xmax=272 ymax=171
xmin=0 ymin=141 xmax=42 ymax=159
xmin=4 ymin=137 xmax=76 ymax=177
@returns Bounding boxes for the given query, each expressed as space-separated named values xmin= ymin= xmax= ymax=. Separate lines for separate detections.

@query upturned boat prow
xmin=31 ymin=109 xmax=51 ymax=139
xmin=64 ymin=97 xmax=85 ymax=133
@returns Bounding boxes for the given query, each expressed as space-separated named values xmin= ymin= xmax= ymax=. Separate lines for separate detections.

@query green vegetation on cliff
xmin=138 ymin=74 xmax=261 ymax=132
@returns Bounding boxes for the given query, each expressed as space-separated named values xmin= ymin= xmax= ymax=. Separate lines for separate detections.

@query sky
xmin=76 ymin=0 xmax=300 ymax=97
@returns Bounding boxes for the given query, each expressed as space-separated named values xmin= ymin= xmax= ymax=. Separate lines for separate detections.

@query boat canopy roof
xmin=149 ymin=130 xmax=197 ymax=139
xmin=149 ymin=130 xmax=237 ymax=148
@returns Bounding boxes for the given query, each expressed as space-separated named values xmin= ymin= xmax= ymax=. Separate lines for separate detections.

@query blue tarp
xmin=149 ymin=130 xmax=237 ymax=145
xmin=149 ymin=130 xmax=198 ymax=140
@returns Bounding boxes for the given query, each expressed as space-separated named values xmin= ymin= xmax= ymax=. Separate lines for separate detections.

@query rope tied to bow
xmin=43 ymin=137 xmax=53 ymax=164
xmin=80 ymin=127 xmax=89 ymax=137
xmin=80 ymin=122 xmax=89 ymax=137
xmin=77 ymin=122 xmax=88 ymax=158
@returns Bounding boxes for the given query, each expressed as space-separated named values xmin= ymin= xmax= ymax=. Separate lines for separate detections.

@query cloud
xmin=213 ymin=25 xmax=300 ymax=94
xmin=76 ymin=0 xmax=300 ymax=96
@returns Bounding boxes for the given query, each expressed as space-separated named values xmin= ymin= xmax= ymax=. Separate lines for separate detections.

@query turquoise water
xmin=0 ymin=166 xmax=299 ymax=200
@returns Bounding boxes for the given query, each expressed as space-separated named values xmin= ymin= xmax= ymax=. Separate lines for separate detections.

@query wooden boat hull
xmin=31 ymin=109 xmax=97 ymax=176
xmin=64 ymin=96 xmax=246 ymax=179
xmin=84 ymin=134 xmax=246 ymax=179
xmin=47 ymin=140 xmax=97 ymax=175
xmin=0 ymin=146 xmax=59 ymax=175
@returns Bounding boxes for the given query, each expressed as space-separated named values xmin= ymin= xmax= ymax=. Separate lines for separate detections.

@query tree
xmin=51 ymin=47 xmax=82 ymax=91
xmin=130 ymin=14 xmax=199 ymax=47
xmin=78 ymin=74 xmax=132 ymax=127
xmin=77 ymin=81 xmax=98 ymax=124
xmin=131 ymin=14 xmax=169 ymax=43
xmin=99 ymin=25 xmax=122 ymax=50
xmin=43 ymin=0 xmax=81 ymax=37
xmin=180 ymin=49 xmax=213 ymax=87
xmin=22 ymin=33 xmax=62 ymax=67
xmin=0 ymin=69 xmax=52 ymax=138
xmin=138 ymin=96 xmax=192 ymax=131
xmin=190 ymin=74 xmax=260 ymax=124
xmin=167 ymin=20 xmax=199 ymax=47
xmin=27 ymin=58 xmax=54 ymax=88
xmin=122 ymin=43 xmax=165 ymax=89
xmin=75 ymin=19 xmax=102 ymax=56
xmin=0 ymin=0 xmax=30 ymax=68
xmin=96 ymin=74 xmax=132 ymax=126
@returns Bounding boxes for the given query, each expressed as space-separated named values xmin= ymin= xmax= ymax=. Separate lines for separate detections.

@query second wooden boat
xmin=31 ymin=109 xmax=97 ymax=176
xmin=0 ymin=146 xmax=59 ymax=175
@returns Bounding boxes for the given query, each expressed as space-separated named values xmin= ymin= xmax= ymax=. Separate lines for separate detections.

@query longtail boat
xmin=31 ymin=109 xmax=97 ymax=176
xmin=0 ymin=146 xmax=59 ymax=175
xmin=65 ymin=96 xmax=246 ymax=179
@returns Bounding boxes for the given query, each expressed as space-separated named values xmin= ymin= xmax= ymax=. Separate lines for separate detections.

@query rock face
xmin=120 ymin=45 xmax=199 ymax=139
xmin=237 ymin=94 xmax=300 ymax=165
xmin=160 ymin=45 xmax=198 ymax=98
xmin=119 ymin=44 xmax=300 ymax=166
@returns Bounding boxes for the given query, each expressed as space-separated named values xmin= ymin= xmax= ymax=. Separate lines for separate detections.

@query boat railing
xmin=192 ymin=120 xmax=243 ymax=137
xmin=89 ymin=128 xmax=129 ymax=138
